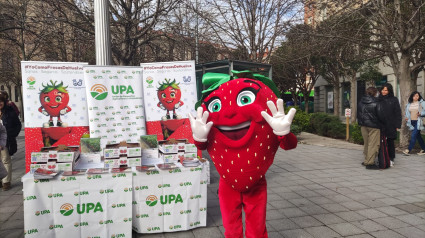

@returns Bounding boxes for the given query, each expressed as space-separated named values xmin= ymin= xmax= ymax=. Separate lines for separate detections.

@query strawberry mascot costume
xmin=189 ymin=71 xmax=297 ymax=238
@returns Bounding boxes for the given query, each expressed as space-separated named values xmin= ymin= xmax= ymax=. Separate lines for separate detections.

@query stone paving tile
xmin=191 ymin=227 xmax=223 ymax=238
xmin=269 ymin=200 xmax=295 ymax=209
xmin=376 ymin=197 xmax=406 ymax=206
xmin=356 ymin=208 xmax=388 ymax=219
xmin=278 ymin=192 xmax=303 ymax=200
xmin=396 ymin=195 xmax=425 ymax=203
xmin=268 ymin=231 xmax=284 ymax=238
xmin=267 ymin=218 xmax=299 ymax=231
xmin=394 ymin=226 xmax=425 ymax=238
xmin=415 ymin=212 xmax=425 ymax=219
xmin=267 ymin=209 xmax=287 ymax=220
xmin=164 ymin=230 xmax=196 ymax=237
xmin=334 ymin=211 xmax=367 ymax=222
xmin=395 ymin=214 xmax=425 ymax=226
xmin=294 ymin=190 xmax=321 ymax=198
xmin=369 ymin=230 xmax=406 ymax=238
xmin=321 ymin=204 xmax=350 ymax=213
xmin=299 ymin=205 xmax=329 ymax=216
xmin=340 ymin=201 xmax=369 ymax=210
xmin=328 ymin=222 xmax=365 ymax=236
xmin=304 ymin=226 xmax=341 ymax=238
xmin=344 ymin=234 xmax=374 ymax=238
xmin=416 ymin=224 xmax=425 ymax=232
xmin=396 ymin=203 xmax=425 ymax=213
xmin=351 ymin=219 xmax=387 ymax=232
xmin=375 ymin=206 xmax=409 ymax=216
xmin=279 ymin=207 xmax=308 ymax=218
xmin=288 ymin=198 xmax=315 ymax=207
xmin=307 ymin=196 xmax=335 ymax=205
xmin=413 ymin=201 xmax=425 ymax=208
xmin=289 ymin=216 xmax=323 ymax=228
xmin=0 ymin=229 xmax=24 ymax=238
xmin=312 ymin=214 xmax=345 ymax=225
xmin=0 ymin=206 xmax=20 ymax=214
xmin=373 ymin=216 xmax=410 ymax=229
xmin=327 ymin=194 xmax=352 ymax=203
xmin=280 ymin=228 xmax=314 ymax=238
xmin=0 ymin=218 xmax=23 ymax=230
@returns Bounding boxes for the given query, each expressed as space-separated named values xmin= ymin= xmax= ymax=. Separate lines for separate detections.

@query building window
xmin=14 ymin=86 xmax=19 ymax=102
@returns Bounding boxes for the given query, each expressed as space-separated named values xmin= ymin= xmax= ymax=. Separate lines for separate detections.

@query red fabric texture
xmin=219 ymin=177 xmax=268 ymax=238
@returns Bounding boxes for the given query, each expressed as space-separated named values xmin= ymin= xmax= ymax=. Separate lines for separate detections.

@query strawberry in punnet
xmin=157 ymin=78 xmax=184 ymax=120
xmin=189 ymin=71 xmax=297 ymax=238
xmin=38 ymin=80 xmax=71 ymax=127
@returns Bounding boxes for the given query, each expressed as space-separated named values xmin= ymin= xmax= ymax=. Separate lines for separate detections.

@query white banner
xmin=23 ymin=172 xmax=133 ymax=237
xmin=21 ymin=61 xmax=89 ymax=128
xmin=141 ymin=61 xmax=197 ymax=122
xmin=84 ymin=66 xmax=146 ymax=146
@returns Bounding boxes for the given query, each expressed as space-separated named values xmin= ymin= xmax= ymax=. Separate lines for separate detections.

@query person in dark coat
xmin=357 ymin=87 xmax=385 ymax=169
xmin=379 ymin=83 xmax=401 ymax=166
xmin=0 ymin=94 xmax=21 ymax=191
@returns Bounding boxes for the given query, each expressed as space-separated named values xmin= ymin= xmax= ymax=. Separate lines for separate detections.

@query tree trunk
xmin=349 ymin=74 xmax=357 ymax=124
xmin=333 ymin=83 xmax=341 ymax=116
xmin=398 ymin=56 xmax=415 ymax=149
xmin=304 ymin=94 xmax=309 ymax=113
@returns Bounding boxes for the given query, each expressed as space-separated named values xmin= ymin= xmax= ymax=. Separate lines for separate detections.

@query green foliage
xmin=140 ymin=135 xmax=158 ymax=149
xmin=350 ymin=123 xmax=364 ymax=145
xmin=285 ymin=106 xmax=312 ymax=133
xmin=310 ymin=113 xmax=345 ymax=139
xmin=80 ymin=138 xmax=101 ymax=153
xmin=290 ymin=124 xmax=302 ymax=135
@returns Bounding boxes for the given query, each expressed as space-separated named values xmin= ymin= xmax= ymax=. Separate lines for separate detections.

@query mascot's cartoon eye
xmin=161 ymin=93 xmax=166 ymax=98
xmin=55 ymin=96 xmax=62 ymax=102
xmin=44 ymin=96 xmax=50 ymax=103
xmin=208 ymin=99 xmax=222 ymax=112
xmin=237 ymin=90 xmax=256 ymax=106
xmin=170 ymin=92 xmax=176 ymax=98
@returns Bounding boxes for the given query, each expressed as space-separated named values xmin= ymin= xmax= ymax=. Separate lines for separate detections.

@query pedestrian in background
xmin=357 ymin=87 xmax=385 ymax=170
xmin=0 ymin=94 xmax=21 ymax=191
xmin=0 ymin=91 xmax=20 ymax=118
xmin=379 ymin=83 xmax=402 ymax=166
xmin=403 ymin=91 xmax=425 ymax=156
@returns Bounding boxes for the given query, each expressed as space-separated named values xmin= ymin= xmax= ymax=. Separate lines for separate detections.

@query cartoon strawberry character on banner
xmin=38 ymin=80 xmax=71 ymax=127
xmin=157 ymin=78 xmax=184 ymax=120
xmin=189 ymin=71 xmax=297 ymax=238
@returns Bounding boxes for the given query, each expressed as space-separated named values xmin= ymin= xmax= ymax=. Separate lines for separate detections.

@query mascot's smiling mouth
xmin=217 ymin=121 xmax=251 ymax=141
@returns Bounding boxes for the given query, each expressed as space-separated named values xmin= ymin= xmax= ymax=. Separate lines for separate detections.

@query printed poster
xmin=21 ymin=61 xmax=89 ymax=172
xmin=141 ymin=61 xmax=197 ymax=142
xmin=84 ymin=66 xmax=146 ymax=146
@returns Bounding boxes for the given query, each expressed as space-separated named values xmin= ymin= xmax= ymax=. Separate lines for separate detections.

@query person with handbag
xmin=403 ymin=91 xmax=425 ymax=156
xmin=379 ymin=83 xmax=402 ymax=166
xmin=0 ymin=93 xmax=21 ymax=191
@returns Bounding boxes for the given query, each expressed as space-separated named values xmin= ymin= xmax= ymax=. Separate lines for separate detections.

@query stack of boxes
xmin=103 ymin=141 xmax=142 ymax=168
xmin=158 ymin=139 xmax=197 ymax=163
xmin=30 ymin=145 xmax=80 ymax=172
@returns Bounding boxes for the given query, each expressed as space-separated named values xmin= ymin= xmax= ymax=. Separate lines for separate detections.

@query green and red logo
xmin=90 ymin=84 xmax=108 ymax=100
xmin=27 ymin=76 xmax=36 ymax=85
xmin=60 ymin=203 xmax=74 ymax=216
xmin=146 ymin=195 xmax=158 ymax=207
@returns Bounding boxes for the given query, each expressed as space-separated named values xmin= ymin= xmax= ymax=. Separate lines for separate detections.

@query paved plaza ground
xmin=1 ymin=131 xmax=425 ymax=238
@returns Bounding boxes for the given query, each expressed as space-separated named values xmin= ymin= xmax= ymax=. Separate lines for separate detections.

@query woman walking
xmin=404 ymin=91 xmax=425 ymax=156
xmin=379 ymin=83 xmax=402 ymax=166
xmin=0 ymin=94 xmax=21 ymax=191
xmin=357 ymin=87 xmax=385 ymax=169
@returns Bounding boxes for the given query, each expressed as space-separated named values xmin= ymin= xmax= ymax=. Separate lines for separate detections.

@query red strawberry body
xmin=198 ymin=78 xmax=296 ymax=192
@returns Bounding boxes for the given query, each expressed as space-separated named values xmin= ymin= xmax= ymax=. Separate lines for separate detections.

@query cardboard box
xmin=128 ymin=157 xmax=141 ymax=167
xmin=185 ymin=144 xmax=197 ymax=153
xmin=79 ymin=153 xmax=102 ymax=164
xmin=159 ymin=151 xmax=184 ymax=163
xmin=104 ymin=141 xmax=141 ymax=158
xmin=29 ymin=163 xmax=48 ymax=173
xmin=32 ymin=145 xmax=80 ymax=163
xmin=104 ymin=156 xmax=128 ymax=168
xmin=158 ymin=139 xmax=187 ymax=153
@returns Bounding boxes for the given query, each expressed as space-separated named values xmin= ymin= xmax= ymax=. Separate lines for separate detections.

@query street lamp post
xmin=94 ymin=0 xmax=112 ymax=65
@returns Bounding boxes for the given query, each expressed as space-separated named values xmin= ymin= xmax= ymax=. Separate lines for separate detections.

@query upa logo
xmin=90 ymin=84 xmax=108 ymax=100
xmin=27 ymin=76 xmax=36 ymax=86
xmin=60 ymin=203 xmax=74 ymax=216
xmin=111 ymin=85 xmax=134 ymax=94
xmin=111 ymin=234 xmax=126 ymax=238
xmin=24 ymin=229 xmax=39 ymax=235
xmin=145 ymin=195 xmax=158 ymax=207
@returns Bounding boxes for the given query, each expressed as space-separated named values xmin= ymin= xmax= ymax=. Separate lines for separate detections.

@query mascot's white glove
xmin=159 ymin=103 xmax=166 ymax=110
xmin=188 ymin=107 xmax=213 ymax=142
xmin=261 ymin=99 xmax=296 ymax=136
xmin=175 ymin=103 xmax=181 ymax=109
xmin=42 ymin=110 xmax=49 ymax=116
xmin=60 ymin=109 xmax=67 ymax=115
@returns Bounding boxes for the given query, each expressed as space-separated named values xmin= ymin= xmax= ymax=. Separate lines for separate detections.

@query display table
xmin=23 ymin=162 xmax=209 ymax=236
xmin=132 ymin=161 xmax=209 ymax=233
xmin=22 ymin=171 xmax=133 ymax=237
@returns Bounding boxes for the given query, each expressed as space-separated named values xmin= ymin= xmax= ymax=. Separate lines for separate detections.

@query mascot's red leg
xmin=243 ymin=177 xmax=268 ymax=238
xmin=218 ymin=178 xmax=243 ymax=238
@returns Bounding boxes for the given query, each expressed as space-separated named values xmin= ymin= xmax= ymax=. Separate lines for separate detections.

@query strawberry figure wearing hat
xmin=189 ymin=71 xmax=297 ymax=238
xmin=157 ymin=78 xmax=184 ymax=120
